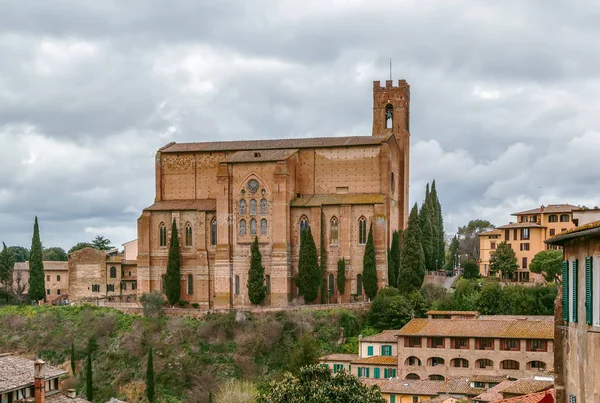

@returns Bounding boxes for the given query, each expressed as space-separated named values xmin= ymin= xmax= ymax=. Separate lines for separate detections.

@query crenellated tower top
xmin=372 ymin=79 xmax=410 ymax=138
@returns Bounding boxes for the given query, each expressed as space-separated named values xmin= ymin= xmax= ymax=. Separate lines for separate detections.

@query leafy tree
xmin=146 ymin=346 xmax=155 ymax=402
xmin=71 ymin=342 xmax=76 ymax=375
xmin=257 ymin=365 xmax=387 ymax=403
xmin=297 ymin=226 xmax=321 ymax=303
xmin=457 ymin=219 xmax=495 ymax=260
xmin=140 ymin=291 xmax=165 ymax=317
xmin=362 ymin=224 xmax=378 ymax=299
xmin=529 ymin=249 xmax=563 ymax=283
xmin=288 ymin=334 xmax=320 ymax=374
xmin=445 ymin=235 xmax=460 ymax=272
xmin=342 ymin=327 xmax=378 ymax=354
xmin=489 ymin=241 xmax=518 ymax=279
xmin=247 ymin=237 xmax=266 ymax=305
xmin=397 ymin=204 xmax=425 ymax=293
xmin=367 ymin=287 xmax=427 ymax=331
xmin=461 ymin=259 xmax=480 ymax=279
xmin=165 ymin=220 xmax=181 ymax=305
xmin=0 ymin=242 xmax=15 ymax=301
xmin=68 ymin=242 xmax=94 ymax=254
xmin=91 ymin=235 xmax=113 ymax=251
xmin=42 ymin=247 xmax=68 ymax=261
xmin=336 ymin=258 xmax=346 ymax=297
xmin=86 ymin=339 xmax=93 ymax=401
xmin=388 ymin=230 xmax=401 ymax=288
xmin=8 ymin=246 xmax=29 ymax=262
xmin=28 ymin=216 xmax=45 ymax=303
xmin=420 ymin=283 xmax=448 ymax=306
xmin=420 ymin=199 xmax=434 ymax=271
xmin=476 ymin=282 xmax=509 ymax=314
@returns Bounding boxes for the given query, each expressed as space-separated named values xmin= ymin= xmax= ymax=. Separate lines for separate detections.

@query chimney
xmin=67 ymin=389 xmax=76 ymax=398
xmin=34 ymin=359 xmax=46 ymax=403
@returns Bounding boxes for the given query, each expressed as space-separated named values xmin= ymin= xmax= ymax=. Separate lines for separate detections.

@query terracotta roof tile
xmin=318 ymin=354 xmax=358 ymax=362
xmin=396 ymin=318 xmax=553 ymax=339
xmin=473 ymin=380 xmax=516 ymax=402
xmin=546 ymin=220 xmax=600 ymax=245
xmin=438 ymin=377 xmax=486 ymax=395
xmin=291 ymin=193 xmax=385 ymax=207
xmin=469 ymin=374 xmax=511 ymax=383
xmin=426 ymin=310 xmax=479 ymax=316
xmin=495 ymin=223 xmax=547 ymax=229
xmin=512 ymin=204 xmax=580 ymax=215
xmin=224 ymin=149 xmax=298 ymax=163
xmin=13 ymin=262 xmax=68 ymax=272
xmin=361 ymin=330 xmax=399 ymax=342
xmin=161 ymin=135 xmax=391 ymax=153
xmin=362 ymin=379 xmax=444 ymax=396
xmin=478 ymin=315 xmax=553 ymax=322
xmin=351 ymin=356 xmax=397 ymax=365
xmin=0 ymin=355 xmax=67 ymax=393
xmin=496 ymin=389 xmax=555 ymax=403
xmin=46 ymin=394 xmax=91 ymax=403
xmin=478 ymin=229 xmax=503 ymax=236
xmin=144 ymin=199 xmax=216 ymax=212
xmin=500 ymin=378 xmax=553 ymax=395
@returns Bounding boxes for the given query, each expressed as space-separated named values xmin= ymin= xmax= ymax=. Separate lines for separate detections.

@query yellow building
xmin=478 ymin=204 xmax=578 ymax=282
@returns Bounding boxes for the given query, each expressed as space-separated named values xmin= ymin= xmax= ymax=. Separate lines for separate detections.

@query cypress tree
xmin=86 ymin=340 xmax=93 ymax=401
xmin=208 ymin=391 xmax=213 ymax=403
xmin=397 ymin=204 xmax=426 ymax=293
xmin=362 ymin=224 xmax=378 ymax=299
xmin=146 ymin=346 xmax=155 ymax=402
xmin=388 ymin=231 xmax=401 ymax=288
xmin=28 ymin=216 xmax=45 ymax=302
xmin=445 ymin=235 xmax=460 ymax=273
xmin=419 ymin=200 xmax=434 ymax=271
xmin=247 ymin=236 xmax=266 ymax=305
xmin=297 ymin=226 xmax=320 ymax=303
xmin=0 ymin=242 xmax=15 ymax=302
xmin=336 ymin=258 xmax=346 ymax=297
xmin=320 ymin=210 xmax=327 ymax=304
xmin=165 ymin=219 xmax=181 ymax=305
xmin=70 ymin=342 xmax=76 ymax=375
xmin=431 ymin=180 xmax=445 ymax=269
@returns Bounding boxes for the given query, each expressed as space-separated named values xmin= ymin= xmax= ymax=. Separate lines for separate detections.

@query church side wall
xmin=160 ymin=152 xmax=226 ymax=201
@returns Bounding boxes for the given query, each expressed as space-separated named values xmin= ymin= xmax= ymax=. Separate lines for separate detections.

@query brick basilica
xmin=136 ymin=80 xmax=411 ymax=308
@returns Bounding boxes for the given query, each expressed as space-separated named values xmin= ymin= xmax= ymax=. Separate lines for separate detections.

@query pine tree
xmin=86 ymin=340 xmax=93 ymax=401
xmin=165 ymin=219 xmax=181 ymax=305
xmin=297 ymin=226 xmax=321 ymax=303
xmin=489 ymin=241 xmax=518 ymax=279
xmin=362 ymin=224 xmax=378 ymax=299
xmin=419 ymin=199 xmax=434 ymax=271
xmin=146 ymin=346 xmax=155 ymax=402
xmin=28 ymin=216 xmax=45 ymax=302
xmin=0 ymin=242 xmax=15 ymax=302
xmin=247 ymin=237 xmax=266 ymax=305
xmin=336 ymin=258 xmax=346 ymax=297
xmin=70 ymin=342 xmax=76 ymax=375
xmin=431 ymin=180 xmax=445 ymax=269
xmin=388 ymin=231 xmax=401 ymax=288
xmin=397 ymin=204 xmax=426 ymax=293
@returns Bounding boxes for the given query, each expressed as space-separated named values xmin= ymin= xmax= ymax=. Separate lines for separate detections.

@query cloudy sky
xmin=1 ymin=0 xmax=599 ymax=251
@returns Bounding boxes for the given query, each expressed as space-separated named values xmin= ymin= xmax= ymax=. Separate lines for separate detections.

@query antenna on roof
xmin=389 ymin=58 xmax=392 ymax=80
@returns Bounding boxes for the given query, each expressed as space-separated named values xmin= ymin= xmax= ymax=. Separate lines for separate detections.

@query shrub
xmin=191 ymin=303 xmax=200 ymax=309
xmin=140 ymin=291 xmax=165 ymax=317
xmin=215 ymin=379 xmax=257 ymax=403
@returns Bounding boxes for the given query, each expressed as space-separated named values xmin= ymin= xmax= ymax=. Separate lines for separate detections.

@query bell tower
xmin=372 ymin=79 xmax=410 ymax=228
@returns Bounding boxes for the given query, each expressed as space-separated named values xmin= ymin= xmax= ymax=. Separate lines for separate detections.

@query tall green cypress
xmin=146 ymin=346 xmax=155 ymax=402
xmin=388 ymin=231 xmax=401 ymax=288
xmin=445 ymin=235 xmax=460 ymax=272
xmin=0 ymin=242 xmax=15 ymax=302
xmin=397 ymin=204 xmax=426 ymax=293
xmin=165 ymin=219 xmax=181 ymax=305
xmin=362 ymin=224 xmax=378 ymax=299
xmin=208 ymin=391 xmax=213 ymax=403
xmin=247 ymin=236 xmax=266 ymax=305
xmin=419 ymin=199 xmax=434 ymax=271
xmin=431 ymin=180 xmax=445 ymax=269
xmin=28 ymin=216 xmax=45 ymax=302
xmin=320 ymin=210 xmax=327 ymax=304
xmin=336 ymin=258 xmax=346 ymax=297
xmin=86 ymin=340 xmax=93 ymax=401
xmin=297 ymin=226 xmax=320 ymax=303
xmin=70 ymin=342 xmax=76 ymax=375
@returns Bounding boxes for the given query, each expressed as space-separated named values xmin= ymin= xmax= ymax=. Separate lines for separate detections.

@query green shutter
xmin=586 ymin=256 xmax=593 ymax=325
xmin=367 ymin=346 xmax=373 ymax=356
xmin=358 ymin=367 xmax=362 ymax=377
xmin=366 ymin=368 xmax=370 ymax=378
xmin=390 ymin=395 xmax=396 ymax=403
xmin=562 ymin=261 xmax=569 ymax=322
xmin=573 ymin=259 xmax=578 ymax=323
xmin=392 ymin=369 xmax=396 ymax=377
xmin=374 ymin=368 xmax=380 ymax=379
xmin=380 ymin=345 xmax=384 ymax=355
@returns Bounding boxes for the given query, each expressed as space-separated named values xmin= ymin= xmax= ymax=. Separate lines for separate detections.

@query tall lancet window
xmin=386 ymin=104 xmax=393 ymax=129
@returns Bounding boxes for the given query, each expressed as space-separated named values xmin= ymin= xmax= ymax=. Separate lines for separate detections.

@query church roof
xmin=144 ymin=199 xmax=217 ymax=212
xmin=290 ymin=193 xmax=385 ymax=207
xmin=159 ymin=135 xmax=391 ymax=153
xmin=224 ymin=149 xmax=298 ymax=163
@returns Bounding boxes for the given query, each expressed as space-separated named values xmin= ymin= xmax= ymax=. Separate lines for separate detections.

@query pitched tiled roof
xmin=361 ymin=330 xmax=399 ymax=343
xmin=224 ymin=149 xmax=298 ymax=163
xmin=426 ymin=310 xmax=479 ymax=316
xmin=512 ymin=204 xmax=579 ymax=215
xmin=426 ymin=396 xmax=461 ymax=403
xmin=496 ymin=389 xmax=555 ymax=403
xmin=0 ymin=355 xmax=67 ymax=393
xmin=495 ymin=223 xmax=546 ymax=229
xmin=478 ymin=229 xmax=502 ymax=236
xmin=546 ymin=220 xmax=600 ymax=245
xmin=478 ymin=315 xmax=553 ymax=322
xmin=438 ymin=377 xmax=486 ymax=396
xmin=500 ymin=378 xmax=553 ymax=395
xmin=46 ymin=394 xmax=91 ymax=403
xmin=291 ymin=193 xmax=385 ymax=207
xmin=319 ymin=354 xmax=358 ymax=362
xmin=362 ymin=379 xmax=444 ymax=396
xmin=469 ymin=374 xmax=511 ymax=383
xmin=396 ymin=318 xmax=553 ymax=339
xmin=160 ymin=135 xmax=391 ymax=153
xmin=13 ymin=262 xmax=68 ymax=272
xmin=144 ymin=199 xmax=216 ymax=212
xmin=473 ymin=380 xmax=515 ymax=402
xmin=351 ymin=356 xmax=397 ymax=365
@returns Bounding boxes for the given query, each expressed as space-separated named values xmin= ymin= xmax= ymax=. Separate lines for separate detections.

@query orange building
xmin=137 ymin=80 xmax=411 ymax=308
xmin=479 ymin=204 xmax=578 ymax=282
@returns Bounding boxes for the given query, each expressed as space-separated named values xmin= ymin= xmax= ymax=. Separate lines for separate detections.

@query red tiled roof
xmin=291 ymin=193 xmax=385 ymax=207
xmin=437 ymin=377 xmax=486 ymax=395
xmin=397 ymin=318 xmax=553 ymax=339
xmin=495 ymin=223 xmax=546 ymax=229
xmin=13 ymin=262 xmax=68 ymax=272
xmin=496 ymin=389 xmax=555 ymax=403
xmin=318 ymin=354 xmax=358 ymax=362
xmin=426 ymin=310 xmax=479 ymax=316
xmin=512 ymin=204 xmax=579 ymax=216
xmin=362 ymin=379 xmax=444 ymax=396
xmin=361 ymin=330 xmax=400 ymax=343
xmin=351 ymin=356 xmax=397 ymax=365
xmin=144 ymin=199 xmax=216 ymax=211
xmin=473 ymin=378 xmax=554 ymax=402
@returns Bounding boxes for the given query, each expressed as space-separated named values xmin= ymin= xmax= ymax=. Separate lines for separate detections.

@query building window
xmin=57 ymin=275 xmax=61 ymax=281
xmin=250 ymin=199 xmax=257 ymax=216
xmin=159 ymin=223 xmax=167 ymax=247
xmin=185 ymin=223 xmax=193 ymax=247
xmin=549 ymin=228 xmax=556 ymax=236
xmin=429 ymin=375 xmax=445 ymax=381
xmin=47 ymin=289 xmax=50 ymax=295
xmin=211 ymin=218 xmax=217 ymax=245
xmin=367 ymin=346 xmax=374 ymax=356
xmin=356 ymin=274 xmax=362 ymax=295
xmin=500 ymin=360 xmax=520 ymax=370
xmin=235 ymin=275 xmax=240 ymax=295
xmin=476 ymin=359 xmax=494 ymax=369
xmin=405 ymin=337 xmax=422 ymax=348
xmin=450 ymin=358 xmax=469 ymax=368
xmin=527 ymin=361 xmax=546 ymax=370
xmin=385 ymin=104 xmax=393 ymax=128
xmin=132 ymin=282 xmax=136 ymax=290
xmin=46 ymin=275 xmax=50 ymax=281
xmin=521 ymin=228 xmax=530 ymax=240
xmin=358 ymin=217 xmax=367 ymax=245
xmin=505 ymin=229 xmax=510 ymax=241
xmin=265 ymin=275 xmax=270 ymax=295
xmin=381 ymin=345 xmax=393 ymax=356
xmin=250 ymin=219 xmax=257 ymax=235
xmin=300 ymin=216 xmax=309 ymax=233
xmin=260 ymin=219 xmax=267 ymax=235
xmin=390 ymin=172 xmax=395 ymax=194
xmin=110 ymin=266 xmax=117 ymax=278
xmin=476 ymin=338 xmax=494 ymax=350
xmin=328 ymin=273 xmax=334 ymax=295
xmin=568 ymin=395 xmax=577 ymax=403
xmin=429 ymin=337 xmax=445 ymax=348
xmin=240 ymin=219 xmax=247 ymax=236
xmin=451 ymin=337 xmax=469 ymax=349
xmin=405 ymin=373 xmax=420 ymax=380
xmin=405 ymin=356 xmax=422 ymax=366
xmin=549 ymin=215 xmax=558 ymax=222
xmin=520 ymin=243 xmax=530 ymax=251
xmin=239 ymin=199 xmax=247 ymax=215
xmin=560 ymin=214 xmax=570 ymax=222
xmin=330 ymin=216 xmax=339 ymax=245
xmin=428 ymin=357 xmax=444 ymax=366
xmin=187 ymin=274 xmax=193 ymax=295
xmin=522 ymin=257 xmax=528 ymax=269
xmin=260 ymin=199 xmax=267 ymax=215
xmin=490 ymin=242 xmax=496 ymax=250
xmin=501 ymin=339 xmax=520 ymax=351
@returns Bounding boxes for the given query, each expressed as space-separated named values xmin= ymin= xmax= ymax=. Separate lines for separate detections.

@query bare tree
xmin=13 ymin=270 xmax=28 ymax=304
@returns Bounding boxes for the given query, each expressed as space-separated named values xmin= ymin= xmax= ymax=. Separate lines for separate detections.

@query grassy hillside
xmin=0 ymin=306 xmax=366 ymax=403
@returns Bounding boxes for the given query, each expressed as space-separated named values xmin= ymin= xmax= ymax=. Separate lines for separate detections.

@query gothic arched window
xmin=265 ymin=275 xmax=271 ymax=295
xmin=239 ymin=219 xmax=247 ymax=236
xmin=250 ymin=219 xmax=257 ymax=235
xmin=300 ymin=216 xmax=309 ymax=234
xmin=356 ymin=274 xmax=363 ymax=295
xmin=185 ymin=222 xmax=193 ymax=247
xmin=260 ymin=219 xmax=267 ymax=235
xmin=250 ymin=199 xmax=257 ymax=216
xmin=328 ymin=273 xmax=335 ymax=295
xmin=358 ymin=217 xmax=367 ymax=245
xmin=239 ymin=199 xmax=247 ymax=215
xmin=109 ymin=266 xmax=117 ymax=278
xmin=386 ymin=104 xmax=393 ymax=129
xmin=211 ymin=218 xmax=217 ymax=246
xmin=330 ymin=217 xmax=339 ymax=245
xmin=235 ymin=275 xmax=240 ymax=295
xmin=187 ymin=274 xmax=193 ymax=295
xmin=260 ymin=199 xmax=267 ymax=215
xmin=159 ymin=223 xmax=167 ymax=247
